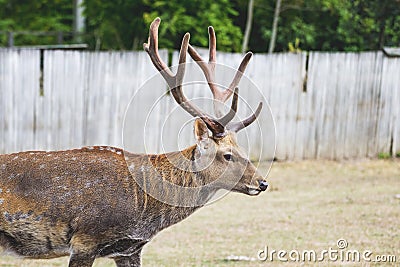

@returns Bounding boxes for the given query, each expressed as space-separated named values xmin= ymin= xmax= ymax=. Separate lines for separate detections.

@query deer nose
xmin=258 ymin=180 xmax=268 ymax=191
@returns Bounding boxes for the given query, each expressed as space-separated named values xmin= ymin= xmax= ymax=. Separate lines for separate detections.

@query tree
xmin=1 ymin=0 xmax=399 ymax=51
xmin=83 ymin=0 xmax=243 ymax=51
xmin=242 ymin=0 xmax=254 ymax=53
xmin=84 ymin=0 xmax=148 ymax=50
xmin=337 ymin=0 xmax=400 ymax=50
xmin=0 ymin=0 xmax=73 ymax=46
xmin=244 ymin=0 xmax=400 ymax=52
xmin=268 ymin=0 xmax=281 ymax=53
xmin=142 ymin=0 xmax=243 ymax=52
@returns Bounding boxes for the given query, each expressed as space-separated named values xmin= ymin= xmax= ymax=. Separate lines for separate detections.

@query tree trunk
xmin=268 ymin=0 xmax=282 ymax=54
xmin=378 ymin=21 xmax=386 ymax=49
xmin=73 ymin=0 xmax=85 ymax=43
xmin=242 ymin=0 xmax=254 ymax=54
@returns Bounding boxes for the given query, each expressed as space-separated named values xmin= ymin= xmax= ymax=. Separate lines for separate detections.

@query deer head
xmin=143 ymin=18 xmax=268 ymax=197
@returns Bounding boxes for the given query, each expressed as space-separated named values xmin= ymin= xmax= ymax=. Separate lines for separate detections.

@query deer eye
xmin=223 ymin=153 xmax=233 ymax=161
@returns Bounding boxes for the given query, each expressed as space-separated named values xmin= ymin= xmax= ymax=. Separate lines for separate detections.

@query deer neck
xmin=146 ymin=144 xmax=218 ymax=203
xmin=124 ymin=145 xmax=217 ymax=230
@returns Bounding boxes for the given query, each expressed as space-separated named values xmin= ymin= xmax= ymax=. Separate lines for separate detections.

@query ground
xmin=1 ymin=159 xmax=399 ymax=266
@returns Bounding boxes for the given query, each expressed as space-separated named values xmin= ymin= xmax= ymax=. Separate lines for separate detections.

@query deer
xmin=0 ymin=18 xmax=268 ymax=267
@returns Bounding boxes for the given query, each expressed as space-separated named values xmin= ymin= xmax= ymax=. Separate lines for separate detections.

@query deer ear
xmin=194 ymin=118 xmax=210 ymax=149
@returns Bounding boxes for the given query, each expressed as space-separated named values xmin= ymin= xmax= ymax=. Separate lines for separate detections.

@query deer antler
xmin=187 ymin=27 xmax=253 ymax=117
xmin=144 ymin=18 xmax=238 ymax=137
xmin=144 ymin=18 xmax=262 ymax=136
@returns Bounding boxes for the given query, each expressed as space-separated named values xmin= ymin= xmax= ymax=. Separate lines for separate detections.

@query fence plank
xmin=0 ymin=49 xmax=40 ymax=154
xmin=380 ymin=56 xmax=400 ymax=156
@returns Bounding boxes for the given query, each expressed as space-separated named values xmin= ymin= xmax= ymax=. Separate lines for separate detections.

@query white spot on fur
xmin=39 ymin=164 xmax=46 ymax=169
xmin=128 ymin=164 xmax=135 ymax=172
xmin=12 ymin=156 xmax=18 ymax=160
xmin=0 ymin=199 xmax=3 ymax=205
xmin=140 ymin=165 xmax=149 ymax=172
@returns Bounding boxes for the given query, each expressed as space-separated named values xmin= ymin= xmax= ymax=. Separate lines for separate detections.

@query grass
xmin=1 ymin=159 xmax=399 ymax=266
xmin=378 ymin=152 xmax=392 ymax=159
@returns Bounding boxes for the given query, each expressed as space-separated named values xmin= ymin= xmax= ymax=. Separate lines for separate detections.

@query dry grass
xmin=1 ymin=159 xmax=399 ymax=266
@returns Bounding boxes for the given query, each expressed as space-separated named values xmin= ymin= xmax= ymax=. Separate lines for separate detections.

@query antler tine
xmin=224 ymin=52 xmax=253 ymax=100
xmin=208 ymin=26 xmax=217 ymax=64
xmin=218 ymin=87 xmax=238 ymax=127
xmin=144 ymin=19 xmax=204 ymax=118
xmin=143 ymin=18 xmax=174 ymax=87
xmin=227 ymin=102 xmax=263 ymax=133
xmin=187 ymin=29 xmax=253 ymax=118
xmin=187 ymin=44 xmax=220 ymax=100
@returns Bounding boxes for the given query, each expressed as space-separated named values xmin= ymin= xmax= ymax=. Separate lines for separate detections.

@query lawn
xmin=1 ymin=159 xmax=399 ymax=266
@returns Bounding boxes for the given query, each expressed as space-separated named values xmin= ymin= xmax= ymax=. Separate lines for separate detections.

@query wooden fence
xmin=0 ymin=49 xmax=399 ymax=160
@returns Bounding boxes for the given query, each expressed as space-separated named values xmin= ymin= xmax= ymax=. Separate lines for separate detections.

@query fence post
xmin=7 ymin=31 xmax=14 ymax=47
xmin=57 ymin=31 xmax=64 ymax=44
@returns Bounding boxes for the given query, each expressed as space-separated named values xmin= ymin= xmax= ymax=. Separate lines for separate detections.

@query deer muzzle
xmin=258 ymin=180 xmax=268 ymax=191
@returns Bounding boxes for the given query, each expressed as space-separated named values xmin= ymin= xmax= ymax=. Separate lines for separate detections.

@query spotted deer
xmin=0 ymin=18 xmax=268 ymax=267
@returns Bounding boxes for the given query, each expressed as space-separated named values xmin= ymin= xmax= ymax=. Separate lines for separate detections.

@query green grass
xmin=378 ymin=152 xmax=392 ymax=159
xmin=1 ymin=159 xmax=399 ymax=266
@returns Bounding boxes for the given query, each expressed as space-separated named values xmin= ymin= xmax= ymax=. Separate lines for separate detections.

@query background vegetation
xmin=0 ymin=0 xmax=400 ymax=52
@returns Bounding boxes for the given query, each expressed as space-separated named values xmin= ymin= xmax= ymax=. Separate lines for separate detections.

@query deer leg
xmin=113 ymin=249 xmax=143 ymax=267
xmin=68 ymin=252 xmax=96 ymax=267
xmin=114 ymin=254 xmax=141 ymax=267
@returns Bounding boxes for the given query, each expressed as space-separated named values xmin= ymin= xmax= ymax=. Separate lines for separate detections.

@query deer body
xmin=0 ymin=18 xmax=269 ymax=266
xmin=0 ymin=146 xmax=211 ymax=265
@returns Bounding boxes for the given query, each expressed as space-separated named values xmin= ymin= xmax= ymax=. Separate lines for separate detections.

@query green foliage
xmin=142 ymin=0 xmax=242 ymax=52
xmin=0 ymin=0 xmax=73 ymax=46
xmin=83 ymin=0 xmax=242 ymax=51
xmin=84 ymin=0 xmax=148 ymax=50
xmin=239 ymin=0 xmax=400 ymax=52
xmin=0 ymin=0 xmax=399 ymax=52
xmin=378 ymin=152 xmax=391 ymax=159
xmin=288 ymin=37 xmax=301 ymax=53
xmin=335 ymin=0 xmax=400 ymax=50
